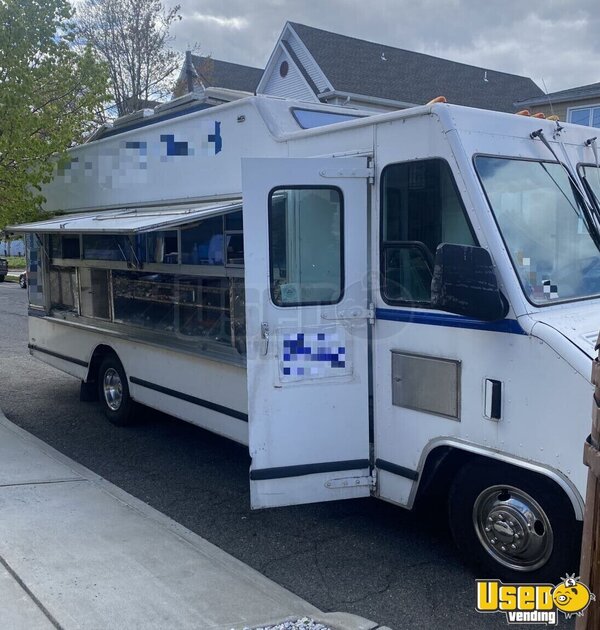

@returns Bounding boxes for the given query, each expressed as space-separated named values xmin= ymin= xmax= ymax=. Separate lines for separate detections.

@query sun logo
xmin=552 ymin=574 xmax=596 ymax=618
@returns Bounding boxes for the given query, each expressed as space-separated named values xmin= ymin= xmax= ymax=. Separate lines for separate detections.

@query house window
xmin=279 ymin=61 xmax=289 ymax=78
xmin=568 ymin=106 xmax=600 ymax=128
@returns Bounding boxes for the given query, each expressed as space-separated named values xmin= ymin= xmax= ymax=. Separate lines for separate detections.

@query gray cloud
xmin=169 ymin=0 xmax=599 ymax=93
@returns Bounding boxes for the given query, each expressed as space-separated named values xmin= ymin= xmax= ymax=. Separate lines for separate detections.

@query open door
xmin=242 ymin=157 xmax=372 ymax=508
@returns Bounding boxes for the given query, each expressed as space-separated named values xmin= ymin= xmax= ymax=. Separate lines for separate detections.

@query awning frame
xmin=6 ymin=200 xmax=243 ymax=236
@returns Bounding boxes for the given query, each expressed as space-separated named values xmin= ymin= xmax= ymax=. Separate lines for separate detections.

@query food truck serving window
xmin=83 ymin=234 xmax=130 ymax=261
xmin=269 ymin=187 xmax=343 ymax=306
xmin=50 ymin=234 xmax=80 ymax=259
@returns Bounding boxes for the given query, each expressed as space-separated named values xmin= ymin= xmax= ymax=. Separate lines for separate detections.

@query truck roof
xmin=38 ymin=95 xmax=600 ymax=215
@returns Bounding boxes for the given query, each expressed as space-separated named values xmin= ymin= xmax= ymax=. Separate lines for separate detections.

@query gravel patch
xmin=243 ymin=619 xmax=331 ymax=630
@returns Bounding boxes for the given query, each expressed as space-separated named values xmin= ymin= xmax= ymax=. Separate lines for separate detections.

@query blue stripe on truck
xmin=375 ymin=308 xmax=526 ymax=335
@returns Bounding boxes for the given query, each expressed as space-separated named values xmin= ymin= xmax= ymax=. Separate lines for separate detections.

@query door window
xmin=269 ymin=187 xmax=343 ymax=306
xmin=380 ymin=159 xmax=476 ymax=305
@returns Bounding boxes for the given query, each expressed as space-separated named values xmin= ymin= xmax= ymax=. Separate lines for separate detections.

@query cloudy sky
xmin=168 ymin=0 xmax=599 ymax=94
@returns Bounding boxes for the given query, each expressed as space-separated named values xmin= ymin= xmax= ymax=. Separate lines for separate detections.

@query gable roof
xmin=288 ymin=22 xmax=543 ymax=112
xmin=517 ymin=81 xmax=600 ymax=107
xmin=190 ymin=55 xmax=263 ymax=93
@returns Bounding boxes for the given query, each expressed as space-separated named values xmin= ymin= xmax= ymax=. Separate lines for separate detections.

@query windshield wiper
xmin=581 ymin=137 xmax=600 ymax=212
xmin=581 ymin=174 xmax=600 ymax=218
xmin=531 ymin=128 xmax=600 ymax=250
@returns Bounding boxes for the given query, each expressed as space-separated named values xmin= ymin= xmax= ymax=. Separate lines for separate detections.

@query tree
xmin=76 ymin=0 xmax=182 ymax=118
xmin=0 ymin=0 xmax=109 ymax=229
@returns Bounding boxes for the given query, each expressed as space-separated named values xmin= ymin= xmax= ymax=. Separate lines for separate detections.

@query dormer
xmin=256 ymin=22 xmax=332 ymax=103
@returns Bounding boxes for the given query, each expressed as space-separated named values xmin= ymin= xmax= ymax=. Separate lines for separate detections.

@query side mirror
xmin=431 ymin=244 xmax=507 ymax=321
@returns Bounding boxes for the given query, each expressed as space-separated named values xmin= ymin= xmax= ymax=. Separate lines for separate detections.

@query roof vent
xmin=84 ymin=122 xmax=113 ymax=143
xmin=154 ymin=92 xmax=205 ymax=115
xmin=112 ymin=109 xmax=155 ymax=129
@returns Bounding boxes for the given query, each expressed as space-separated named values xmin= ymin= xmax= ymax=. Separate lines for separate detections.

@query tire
xmin=448 ymin=459 xmax=580 ymax=582
xmin=0 ymin=275 xmax=5 ymax=282
xmin=19 ymin=274 xmax=26 ymax=289
xmin=97 ymin=355 xmax=136 ymax=426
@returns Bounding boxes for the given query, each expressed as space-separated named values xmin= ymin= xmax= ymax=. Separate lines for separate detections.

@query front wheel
xmin=98 ymin=356 xmax=136 ymax=426
xmin=448 ymin=460 xmax=580 ymax=582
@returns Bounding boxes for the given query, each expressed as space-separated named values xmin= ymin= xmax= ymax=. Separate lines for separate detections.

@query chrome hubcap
xmin=473 ymin=485 xmax=553 ymax=572
xmin=103 ymin=368 xmax=123 ymax=411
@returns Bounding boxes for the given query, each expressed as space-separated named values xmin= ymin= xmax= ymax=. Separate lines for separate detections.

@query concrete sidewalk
xmin=0 ymin=412 xmax=386 ymax=630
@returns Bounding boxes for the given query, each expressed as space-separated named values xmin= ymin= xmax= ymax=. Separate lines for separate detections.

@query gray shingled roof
xmin=517 ymin=81 xmax=600 ymax=107
xmin=289 ymin=23 xmax=543 ymax=112
xmin=191 ymin=55 xmax=263 ymax=93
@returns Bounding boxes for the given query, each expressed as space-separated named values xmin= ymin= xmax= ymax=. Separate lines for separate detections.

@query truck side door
xmin=242 ymin=157 xmax=372 ymax=508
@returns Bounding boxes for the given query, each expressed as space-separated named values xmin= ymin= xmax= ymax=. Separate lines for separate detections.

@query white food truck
xmin=10 ymin=94 xmax=600 ymax=581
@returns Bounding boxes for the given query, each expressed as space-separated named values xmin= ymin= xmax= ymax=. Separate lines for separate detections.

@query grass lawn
xmin=5 ymin=256 xmax=26 ymax=269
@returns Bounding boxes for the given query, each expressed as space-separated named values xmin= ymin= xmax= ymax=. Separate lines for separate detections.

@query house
xmin=172 ymin=52 xmax=263 ymax=104
xmin=516 ymin=82 xmax=600 ymax=127
xmin=172 ymin=22 xmax=544 ymax=114
xmin=256 ymin=22 xmax=544 ymax=113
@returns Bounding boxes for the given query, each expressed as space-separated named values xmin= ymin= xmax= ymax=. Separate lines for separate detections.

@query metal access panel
xmin=391 ymin=351 xmax=461 ymax=419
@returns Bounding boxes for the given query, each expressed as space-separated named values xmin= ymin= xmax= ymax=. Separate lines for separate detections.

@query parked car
xmin=0 ymin=257 xmax=7 ymax=282
xmin=19 ymin=271 xmax=27 ymax=288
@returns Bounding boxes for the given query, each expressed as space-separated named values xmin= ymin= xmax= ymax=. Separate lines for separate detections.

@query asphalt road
xmin=0 ymin=282 xmax=570 ymax=630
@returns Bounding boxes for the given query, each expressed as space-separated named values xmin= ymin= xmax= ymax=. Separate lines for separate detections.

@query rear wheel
xmin=98 ymin=356 xmax=135 ymax=426
xmin=19 ymin=274 xmax=26 ymax=288
xmin=448 ymin=459 xmax=579 ymax=582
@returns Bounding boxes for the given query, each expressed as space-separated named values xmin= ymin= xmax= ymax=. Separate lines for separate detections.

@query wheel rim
xmin=103 ymin=368 xmax=123 ymax=411
xmin=473 ymin=485 xmax=553 ymax=572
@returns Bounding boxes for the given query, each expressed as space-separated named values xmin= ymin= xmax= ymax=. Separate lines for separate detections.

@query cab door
xmin=242 ymin=157 xmax=372 ymax=508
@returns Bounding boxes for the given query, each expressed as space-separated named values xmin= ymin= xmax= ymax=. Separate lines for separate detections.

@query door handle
xmin=261 ymin=322 xmax=270 ymax=356
xmin=321 ymin=303 xmax=375 ymax=324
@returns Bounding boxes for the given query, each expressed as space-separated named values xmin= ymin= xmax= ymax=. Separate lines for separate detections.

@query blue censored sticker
xmin=125 ymin=141 xmax=147 ymax=154
xmin=281 ymin=331 xmax=349 ymax=380
xmin=200 ymin=120 xmax=222 ymax=155
xmin=160 ymin=134 xmax=189 ymax=156
xmin=208 ymin=121 xmax=222 ymax=153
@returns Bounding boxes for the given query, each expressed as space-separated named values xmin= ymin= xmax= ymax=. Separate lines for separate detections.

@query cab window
xmin=381 ymin=159 xmax=476 ymax=305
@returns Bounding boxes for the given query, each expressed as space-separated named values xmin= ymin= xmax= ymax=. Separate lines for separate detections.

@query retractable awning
xmin=6 ymin=200 xmax=242 ymax=235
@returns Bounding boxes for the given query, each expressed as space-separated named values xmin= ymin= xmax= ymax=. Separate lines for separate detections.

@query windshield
xmin=475 ymin=156 xmax=600 ymax=305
